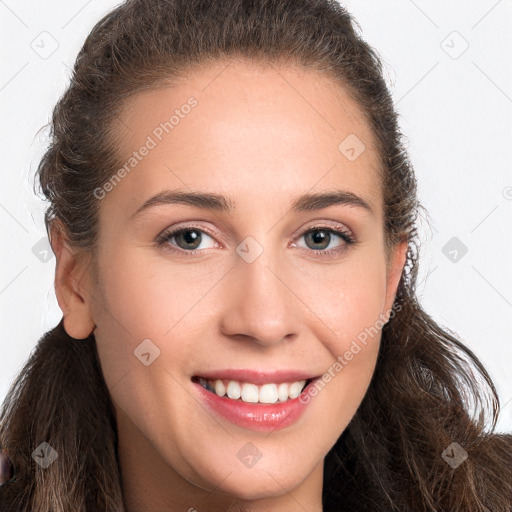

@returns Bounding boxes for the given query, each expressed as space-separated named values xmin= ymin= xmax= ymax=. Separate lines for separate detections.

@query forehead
xmin=105 ymin=59 xmax=382 ymax=218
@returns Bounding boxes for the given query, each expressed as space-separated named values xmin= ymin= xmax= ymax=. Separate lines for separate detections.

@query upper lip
xmin=192 ymin=369 xmax=320 ymax=385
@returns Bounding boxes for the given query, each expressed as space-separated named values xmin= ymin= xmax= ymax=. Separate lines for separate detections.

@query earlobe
xmin=382 ymin=240 xmax=408 ymax=322
xmin=50 ymin=222 xmax=96 ymax=340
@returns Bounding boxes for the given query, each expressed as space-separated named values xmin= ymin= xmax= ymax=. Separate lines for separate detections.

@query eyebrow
xmin=130 ymin=188 xmax=374 ymax=219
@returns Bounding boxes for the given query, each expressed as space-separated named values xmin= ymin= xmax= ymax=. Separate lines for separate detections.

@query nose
xmin=219 ymin=247 xmax=302 ymax=348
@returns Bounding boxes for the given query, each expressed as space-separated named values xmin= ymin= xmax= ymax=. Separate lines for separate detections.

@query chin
xmin=195 ymin=461 xmax=305 ymax=501
xmin=218 ymin=478 xmax=292 ymax=501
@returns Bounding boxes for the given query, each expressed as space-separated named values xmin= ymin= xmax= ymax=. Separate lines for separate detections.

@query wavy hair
xmin=1 ymin=0 xmax=511 ymax=510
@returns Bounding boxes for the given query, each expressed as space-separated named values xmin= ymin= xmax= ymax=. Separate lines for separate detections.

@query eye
xmin=155 ymin=222 xmax=356 ymax=258
xmin=156 ymin=225 xmax=217 ymax=254
xmin=293 ymin=225 xmax=355 ymax=258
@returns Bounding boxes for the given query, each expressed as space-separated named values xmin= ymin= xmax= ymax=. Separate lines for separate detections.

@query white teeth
xmin=241 ymin=383 xmax=259 ymax=403
xmin=215 ymin=379 xmax=226 ymax=397
xmin=259 ymin=383 xmax=278 ymax=403
xmin=201 ymin=378 xmax=308 ymax=403
xmin=289 ymin=381 xmax=303 ymax=399
xmin=277 ymin=382 xmax=289 ymax=402
xmin=226 ymin=381 xmax=241 ymax=400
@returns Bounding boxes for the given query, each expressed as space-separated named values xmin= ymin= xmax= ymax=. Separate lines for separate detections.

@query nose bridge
xmin=220 ymin=236 xmax=301 ymax=346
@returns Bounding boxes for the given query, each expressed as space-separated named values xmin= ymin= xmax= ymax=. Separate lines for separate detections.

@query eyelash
xmin=155 ymin=223 xmax=356 ymax=259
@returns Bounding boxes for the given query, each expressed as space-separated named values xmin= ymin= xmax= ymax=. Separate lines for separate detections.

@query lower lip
xmin=192 ymin=378 xmax=318 ymax=432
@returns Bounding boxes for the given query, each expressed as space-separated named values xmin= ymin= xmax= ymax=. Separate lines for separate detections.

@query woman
xmin=0 ymin=0 xmax=511 ymax=510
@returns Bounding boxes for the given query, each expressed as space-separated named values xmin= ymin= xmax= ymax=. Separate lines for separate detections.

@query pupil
xmin=308 ymin=230 xmax=329 ymax=250
xmin=179 ymin=230 xmax=200 ymax=249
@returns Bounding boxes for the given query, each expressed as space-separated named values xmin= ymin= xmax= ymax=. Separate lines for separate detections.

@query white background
xmin=1 ymin=0 xmax=511 ymax=431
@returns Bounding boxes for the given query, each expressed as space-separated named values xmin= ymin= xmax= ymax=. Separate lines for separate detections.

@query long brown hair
xmin=1 ymin=1 xmax=511 ymax=510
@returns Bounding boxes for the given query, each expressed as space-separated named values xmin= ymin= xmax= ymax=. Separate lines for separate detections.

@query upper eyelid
xmin=292 ymin=220 xmax=353 ymax=239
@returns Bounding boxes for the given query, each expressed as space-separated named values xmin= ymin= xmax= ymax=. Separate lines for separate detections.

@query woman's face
xmin=62 ymin=59 xmax=407 ymax=510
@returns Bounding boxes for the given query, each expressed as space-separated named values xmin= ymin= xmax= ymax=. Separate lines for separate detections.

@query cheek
xmin=305 ymin=269 xmax=387 ymax=435
xmin=307 ymin=252 xmax=388 ymax=356
xmin=303 ymin=254 xmax=387 ymax=408
xmin=90 ymin=249 xmax=175 ymax=391
xmin=287 ymin=262 xmax=388 ymax=450
xmin=90 ymin=247 xmax=223 ymax=390
xmin=94 ymin=249 xmax=194 ymax=337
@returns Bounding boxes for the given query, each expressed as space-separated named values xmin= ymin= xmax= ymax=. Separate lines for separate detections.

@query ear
xmin=382 ymin=240 xmax=408 ymax=322
xmin=50 ymin=221 xmax=96 ymax=340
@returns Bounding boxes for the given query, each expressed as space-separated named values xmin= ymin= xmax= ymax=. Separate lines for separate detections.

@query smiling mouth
xmin=191 ymin=375 xmax=315 ymax=404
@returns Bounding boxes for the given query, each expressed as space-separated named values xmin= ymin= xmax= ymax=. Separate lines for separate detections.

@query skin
xmin=51 ymin=59 xmax=408 ymax=511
